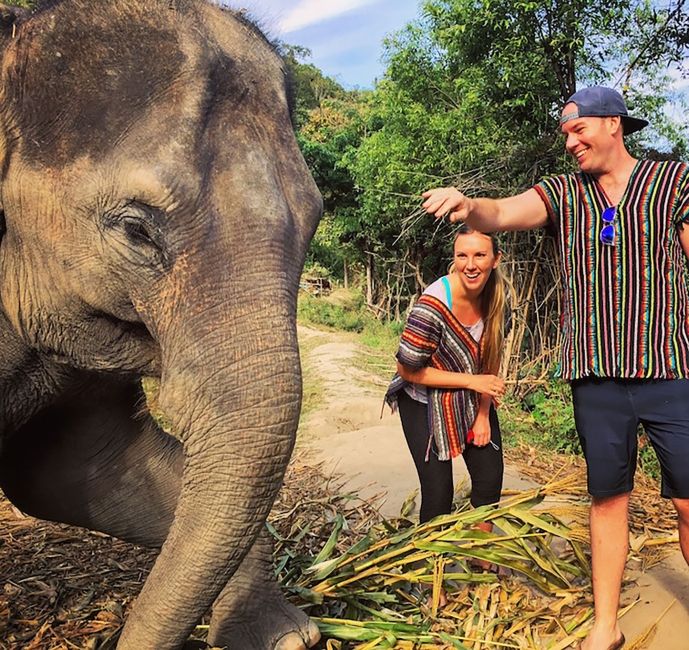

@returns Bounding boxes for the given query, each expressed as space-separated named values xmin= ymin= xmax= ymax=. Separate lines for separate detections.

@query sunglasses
xmin=600 ymin=206 xmax=616 ymax=246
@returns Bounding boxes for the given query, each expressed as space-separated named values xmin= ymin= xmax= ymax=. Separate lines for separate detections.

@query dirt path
xmin=296 ymin=324 xmax=689 ymax=649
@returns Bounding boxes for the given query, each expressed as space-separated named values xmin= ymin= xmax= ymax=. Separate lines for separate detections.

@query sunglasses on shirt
xmin=600 ymin=206 xmax=616 ymax=246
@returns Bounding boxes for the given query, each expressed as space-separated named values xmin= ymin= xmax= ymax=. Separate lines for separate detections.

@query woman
xmin=386 ymin=224 xmax=508 ymax=523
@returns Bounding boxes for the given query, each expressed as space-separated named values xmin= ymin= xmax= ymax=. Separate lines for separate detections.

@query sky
xmin=224 ymin=0 xmax=422 ymax=89
xmin=222 ymin=0 xmax=688 ymax=120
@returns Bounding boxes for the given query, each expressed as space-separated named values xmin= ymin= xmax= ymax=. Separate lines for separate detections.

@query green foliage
xmin=298 ymin=290 xmax=403 ymax=347
xmin=302 ymin=261 xmax=332 ymax=280
xmin=288 ymin=0 xmax=688 ymax=370
xmin=279 ymin=44 xmax=349 ymax=130
xmin=358 ymin=317 xmax=405 ymax=349
xmin=635 ymin=428 xmax=661 ymax=480
xmin=356 ymin=319 xmax=406 ymax=384
xmin=298 ymin=292 xmax=371 ymax=332
xmin=297 ymin=333 xmax=326 ymax=424
xmin=297 ymin=97 xmax=364 ymax=220
xmin=500 ymin=382 xmax=580 ymax=455
xmin=280 ymin=46 xmax=370 ymax=277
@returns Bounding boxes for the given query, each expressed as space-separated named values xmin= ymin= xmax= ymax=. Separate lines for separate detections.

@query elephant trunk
xmin=119 ymin=252 xmax=302 ymax=648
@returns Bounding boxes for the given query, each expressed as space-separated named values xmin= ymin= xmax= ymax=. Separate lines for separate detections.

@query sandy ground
xmin=296 ymin=325 xmax=689 ymax=649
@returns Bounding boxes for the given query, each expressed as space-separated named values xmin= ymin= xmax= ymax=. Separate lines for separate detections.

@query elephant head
xmin=0 ymin=1 xmax=322 ymax=647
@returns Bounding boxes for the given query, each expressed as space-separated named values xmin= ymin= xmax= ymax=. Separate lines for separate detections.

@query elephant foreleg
xmin=0 ymin=374 xmax=321 ymax=650
xmin=0 ymin=375 xmax=181 ymax=546
xmin=207 ymin=526 xmax=320 ymax=650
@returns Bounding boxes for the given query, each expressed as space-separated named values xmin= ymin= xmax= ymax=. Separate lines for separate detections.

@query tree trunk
xmin=366 ymin=253 xmax=374 ymax=307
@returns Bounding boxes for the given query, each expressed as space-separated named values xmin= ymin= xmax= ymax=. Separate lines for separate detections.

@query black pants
xmin=397 ymin=390 xmax=504 ymax=523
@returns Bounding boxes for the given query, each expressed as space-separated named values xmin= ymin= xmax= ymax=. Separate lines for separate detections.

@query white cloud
xmin=279 ymin=0 xmax=380 ymax=33
xmin=668 ymin=64 xmax=689 ymax=94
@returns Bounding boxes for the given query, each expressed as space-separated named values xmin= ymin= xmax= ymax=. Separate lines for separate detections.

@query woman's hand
xmin=421 ymin=187 xmax=473 ymax=222
xmin=470 ymin=414 xmax=491 ymax=447
xmin=468 ymin=374 xmax=505 ymax=398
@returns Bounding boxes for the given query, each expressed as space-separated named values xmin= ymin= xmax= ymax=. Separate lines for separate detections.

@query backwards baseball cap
xmin=560 ymin=85 xmax=649 ymax=135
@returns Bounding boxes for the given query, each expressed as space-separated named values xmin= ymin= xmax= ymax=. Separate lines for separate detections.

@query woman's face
xmin=453 ymin=231 xmax=501 ymax=295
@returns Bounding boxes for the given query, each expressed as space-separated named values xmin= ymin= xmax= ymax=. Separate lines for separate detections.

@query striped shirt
xmin=386 ymin=293 xmax=481 ymax=460
xmin=534 ymin=160 xmax=689 ymax=380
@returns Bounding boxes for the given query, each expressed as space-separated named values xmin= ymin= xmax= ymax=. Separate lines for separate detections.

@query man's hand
xmin=422 ymin=187 xmax=473 ymax=222
xmin=467 ymin=374 xmax=505 ymax=398
xmin=422 ymin=186 xmax=549 ymax=232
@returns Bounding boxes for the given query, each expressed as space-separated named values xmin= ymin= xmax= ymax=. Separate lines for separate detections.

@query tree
xmin=336 ymin=0 xmax=689 ymax=364
xmin=278 ymin=45 xmax=370 ymax=282
xmin=279 ymin=44 xmax=349 ymax=130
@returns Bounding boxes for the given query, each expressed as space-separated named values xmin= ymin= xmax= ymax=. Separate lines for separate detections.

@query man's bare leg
xmin=672 ymin=497 xmax=689 ymax=565
xmin=581 ymin=493 xmax=628 ymax=650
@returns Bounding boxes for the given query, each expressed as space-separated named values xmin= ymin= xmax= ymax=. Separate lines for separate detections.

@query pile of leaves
xmin=0 ymin=496 xmax=155 ymax=649
xmin=0 ymin=449 xmax=679 ymax=649
xmin=273 ymin=448 xmax=678 ymax=649
xmin=280 ymin=474 xmax=596 ymax=649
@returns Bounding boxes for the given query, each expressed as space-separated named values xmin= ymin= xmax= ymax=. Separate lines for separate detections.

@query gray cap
xmin=560 ymin=85 xmax=648 ymax=135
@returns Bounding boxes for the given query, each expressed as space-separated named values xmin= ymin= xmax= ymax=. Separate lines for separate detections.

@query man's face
xmin=560 ymin=102 xmax=620 ymax=174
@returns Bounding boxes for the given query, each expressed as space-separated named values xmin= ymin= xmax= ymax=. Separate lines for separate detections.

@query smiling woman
xmin=385 ymin=225 xmax=510 ymax=523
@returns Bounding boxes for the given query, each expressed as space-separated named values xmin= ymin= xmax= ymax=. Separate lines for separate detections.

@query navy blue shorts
xmin=571 ymin=378 xmax=689 ymax=498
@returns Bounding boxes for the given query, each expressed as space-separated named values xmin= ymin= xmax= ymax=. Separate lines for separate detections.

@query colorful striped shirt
xmin=386 ymin=293 xmax=481 ymax=460
xmin=534 ymin=160 xmax=689 ymax=380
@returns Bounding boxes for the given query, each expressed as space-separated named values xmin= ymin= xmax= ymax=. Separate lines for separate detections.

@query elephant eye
xmin=102 ymin=203 xmax=170 ymax=269
xmin=123 ymin=216 xmax=157 ymax=247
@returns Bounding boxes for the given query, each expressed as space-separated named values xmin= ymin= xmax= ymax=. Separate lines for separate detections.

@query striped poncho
xmin=534 ymin=160 xmax=689 ymax=380
xmin=386 ymin=294 xmax=481 ymax=460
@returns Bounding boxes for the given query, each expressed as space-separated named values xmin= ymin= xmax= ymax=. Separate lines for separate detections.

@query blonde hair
xmin=451 ymin=225 xmax=508 ymax=374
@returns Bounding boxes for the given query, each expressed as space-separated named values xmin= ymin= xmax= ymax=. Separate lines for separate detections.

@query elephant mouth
xmin=33 ymin=309 xmax=161 ymax=374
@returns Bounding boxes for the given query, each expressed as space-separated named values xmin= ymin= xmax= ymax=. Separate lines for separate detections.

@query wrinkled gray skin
xmin=0 ymin=1 xmax=323 ymax=648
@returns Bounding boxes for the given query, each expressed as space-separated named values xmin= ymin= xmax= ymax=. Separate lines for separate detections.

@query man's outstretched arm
xmin=422 ymin=186 xmax=549 ymax=232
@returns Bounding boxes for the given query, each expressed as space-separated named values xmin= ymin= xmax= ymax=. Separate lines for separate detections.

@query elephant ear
xmin=0 ymin=4 xmax=28 ymax=228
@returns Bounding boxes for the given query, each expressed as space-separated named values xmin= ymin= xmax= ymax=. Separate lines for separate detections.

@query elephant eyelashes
xmin=103 ymin=207 xmax=170 ymax=269
xmin=121 ymin=216 xmax=170 ymax=267
xmin=123 ymin=217 xmax=158 ymax=248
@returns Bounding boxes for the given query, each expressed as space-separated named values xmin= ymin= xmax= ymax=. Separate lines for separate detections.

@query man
xmin=422 ymin=85 xmax=689 ymax=650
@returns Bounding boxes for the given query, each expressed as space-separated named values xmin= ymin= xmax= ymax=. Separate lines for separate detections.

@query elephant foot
xmin=208 ymin=590 xmax=320 ymax=650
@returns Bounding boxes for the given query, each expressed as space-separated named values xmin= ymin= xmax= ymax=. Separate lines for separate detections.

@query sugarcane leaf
xmin=287 ymin=585 xmax=324 ymax=604
xmin=311 ymin=514 xmax=346 ymax=567
xmin=509 ymin=508 xmax=573 ymax=538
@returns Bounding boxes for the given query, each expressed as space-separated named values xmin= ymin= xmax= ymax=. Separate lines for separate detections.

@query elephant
xmin=0 ymin=1 xmax=323 ymax=649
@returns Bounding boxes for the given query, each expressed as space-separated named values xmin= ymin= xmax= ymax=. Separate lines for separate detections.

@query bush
xmin=501 ymin=381 xmax=580 ymax=455
xmin=298 ymin=291 xmax=370 ymax=332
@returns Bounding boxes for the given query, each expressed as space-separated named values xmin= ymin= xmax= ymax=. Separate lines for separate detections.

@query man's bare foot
xmin=577 ymin=626 xmax=624 ymax=650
